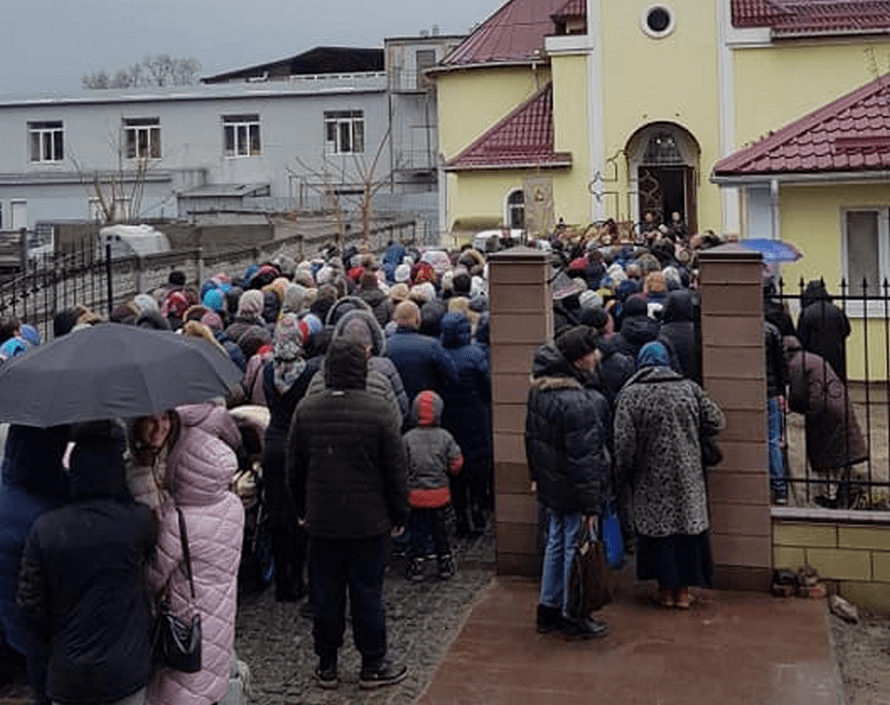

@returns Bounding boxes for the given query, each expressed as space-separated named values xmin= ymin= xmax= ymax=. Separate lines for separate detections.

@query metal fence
xmin=0 ymin=220 xmax=417 ymax=342
xmin=771 ymin=277 xmax=890 ymax=511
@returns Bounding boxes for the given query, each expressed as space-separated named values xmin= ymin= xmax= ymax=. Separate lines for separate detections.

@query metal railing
xmin=0 ymin=220 xmax=417 ymax=342
xmin=771 ymin=277 xmax=890 ymax=511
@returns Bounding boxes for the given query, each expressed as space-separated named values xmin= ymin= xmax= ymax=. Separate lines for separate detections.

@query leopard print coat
xmin=614 ymin=366 xmax=724 ymax=537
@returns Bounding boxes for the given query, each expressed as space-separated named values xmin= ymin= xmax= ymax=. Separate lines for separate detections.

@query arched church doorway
xmin=626 ymin=123 xmax=700 ymax=235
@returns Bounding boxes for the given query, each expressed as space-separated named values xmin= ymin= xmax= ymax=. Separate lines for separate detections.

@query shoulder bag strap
xmin=176 ymin=507 xmax=196 ymax=601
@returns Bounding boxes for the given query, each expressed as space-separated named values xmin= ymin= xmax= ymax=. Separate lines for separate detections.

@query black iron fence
xmin=0 ymin=220 xmax=417 ymax=342
xmin=771 ymin=277 xmax=890 ymax=511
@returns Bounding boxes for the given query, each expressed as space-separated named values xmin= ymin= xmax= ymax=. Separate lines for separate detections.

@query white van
xmin=98 ymin=224 xmax=171 ymax=260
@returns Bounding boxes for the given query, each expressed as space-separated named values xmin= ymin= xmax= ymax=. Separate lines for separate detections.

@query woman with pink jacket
xmin=145 ymin=403 xmax=244 ymax=705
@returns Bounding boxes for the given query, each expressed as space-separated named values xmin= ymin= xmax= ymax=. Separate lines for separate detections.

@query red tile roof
xmin=731 ymin=0 xmax=890 ymax=35
xmin=445 ymin=83 xmax=572 ymax=171
xmin=440 ymin=0 xmax=568 ymax=67
xmin=552 ymin=0 xmax=587 ymax=21
xmin=713 ymin=75 xmax=890 ymax=178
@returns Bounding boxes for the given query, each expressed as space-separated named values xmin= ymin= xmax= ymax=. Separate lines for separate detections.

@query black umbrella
xmin=0 ymin=323 xmax=243 ymax=427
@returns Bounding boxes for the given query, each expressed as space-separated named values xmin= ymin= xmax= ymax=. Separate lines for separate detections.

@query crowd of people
xmin=0 ymin=217 xmax=865 ymax=699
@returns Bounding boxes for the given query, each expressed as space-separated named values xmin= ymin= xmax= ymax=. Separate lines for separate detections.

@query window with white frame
xmin=507 ymin=189 xmax=525 ymax=230
xmin=123 ymin=117 xmax=161 ymax=159
xmin=324 ymin=110 xmax=364 ymax=155
xmin=223 ymin=114 xmax=261 ymax=157
xmin=28 ymin=121 xmax=64 ymax=162
xmin=844 ymin=208 xmax=890 ymax=300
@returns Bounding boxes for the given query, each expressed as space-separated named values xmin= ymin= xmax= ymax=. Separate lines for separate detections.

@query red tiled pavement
xmin=417 ymin=575 xmax=840 ymax=704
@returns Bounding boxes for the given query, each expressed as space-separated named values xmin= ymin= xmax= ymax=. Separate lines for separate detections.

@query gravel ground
xmin=234 ymin=526 xmax=496 ymax=705
xmin=829 ymin=611 xmax=890 ymax=705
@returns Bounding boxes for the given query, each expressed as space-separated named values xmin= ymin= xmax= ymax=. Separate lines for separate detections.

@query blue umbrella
xmin=737 ymin=238 xmax=803 ymax=263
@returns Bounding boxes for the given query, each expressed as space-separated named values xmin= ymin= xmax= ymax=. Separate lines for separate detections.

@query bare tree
xmin=286 ymin=126 xmax=396 ymax=251
xmin=82 ymin=55 xmax=201 ymax=89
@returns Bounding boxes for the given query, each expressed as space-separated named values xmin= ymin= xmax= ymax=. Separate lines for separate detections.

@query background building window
xmin=324 ymin=110 xmax=364 ymax=154
xmin=845 ymin=209 xmax=889 ymax=293
xmin=28 ymin=121 xmax=64 ymax=162
xmin=123 ymin=117 xmax=161 ymax=159
xmin=415 ymin=50 xmax=436 ymax=89
xmin=507 ymin=189 xmax=525 ymax=230
xmin=223 ymin=114 xmax=261 ymax=157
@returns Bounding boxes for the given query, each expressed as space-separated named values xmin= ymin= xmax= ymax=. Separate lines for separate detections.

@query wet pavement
xmin=418 ymin=575 xmax=841 ymax=705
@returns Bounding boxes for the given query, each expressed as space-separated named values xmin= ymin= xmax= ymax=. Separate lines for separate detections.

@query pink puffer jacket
xmin=146 ymin=403 xmax=244 ymax=705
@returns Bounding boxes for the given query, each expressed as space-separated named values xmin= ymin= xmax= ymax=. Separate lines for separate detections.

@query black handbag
xmin=154 ymin=508 xmax=202 ymax=673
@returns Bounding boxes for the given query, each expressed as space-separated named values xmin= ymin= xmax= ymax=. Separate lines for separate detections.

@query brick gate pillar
xmin=698 ymin=246 xmax=772 ymax=591
xmin=488 ymin=247 xmax=552 ymax=577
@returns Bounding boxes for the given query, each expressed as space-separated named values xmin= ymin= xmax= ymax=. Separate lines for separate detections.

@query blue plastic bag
xmin=601 ymin=502 xmax=625 ymax=570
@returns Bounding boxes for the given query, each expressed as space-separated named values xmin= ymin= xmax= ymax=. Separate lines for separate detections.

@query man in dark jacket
xmin=798 ymin=280 xmax=850 ymax=381
xmin=525 ymin=325 xmax=611 ymax=639
xmin=18 ymin=421 xmax=156 ymax=705
xmin=289 ymin=339 xmax=409 ymax=690
xmin=614 ymin=294 xmax=660 ymax=363
xmin=658 ymin=289 xmax=701 ymax=384
xmin=355 ymin=272 xmax=394 ymax=330
xmin=386 ymin=301 xmax=457 ymax=403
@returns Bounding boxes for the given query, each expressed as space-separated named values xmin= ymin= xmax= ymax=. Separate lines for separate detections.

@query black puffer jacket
xmin=289 ymin=340 xmax=408 ymax=538
xmin=18 ymin=422 xmax=156 ymax=705
xmin=797 ymin=281 xmax=850 ymax=381
xmin=591 ymin=335 xmax=634 ymax=408
xmin=614 ymin=296 xmax=660 ymax=362
xmin=658 ymin=289 xmax=701 ymax=384
xmin=524 ymin=344 xmax=611 ymax=514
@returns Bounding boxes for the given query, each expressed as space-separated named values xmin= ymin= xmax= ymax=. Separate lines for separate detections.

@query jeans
xmin=768 ymin=397 xmax=786 ymax=495
xmin=408 ymin=507 xmax=450 ymax=559
xmin=538 ymin=508 xmax=582 ymax=617
xmin=309 ymin=534 xmax=387 ymax=668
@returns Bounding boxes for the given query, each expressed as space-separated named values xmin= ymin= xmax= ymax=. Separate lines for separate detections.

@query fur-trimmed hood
xmin=529 ymin=343 xmax=584 ymax=389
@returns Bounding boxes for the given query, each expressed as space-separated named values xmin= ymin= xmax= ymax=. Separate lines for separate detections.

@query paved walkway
xmin=417 ymin=575 xmax=841 ymax=705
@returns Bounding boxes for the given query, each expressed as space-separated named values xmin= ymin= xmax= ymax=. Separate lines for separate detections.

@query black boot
xmin=536 ymin=604 xmax=561 ymax=634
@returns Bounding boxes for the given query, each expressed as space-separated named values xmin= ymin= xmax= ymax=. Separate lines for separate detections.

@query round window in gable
xmin=641 ymin=4 xmax=675 ymax=39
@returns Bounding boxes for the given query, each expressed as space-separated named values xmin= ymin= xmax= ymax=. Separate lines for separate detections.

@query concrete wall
xmin=773 ymin=513 xmax=890 ymax=614
xmin=488 ymin=247 xmax=552 ymax=577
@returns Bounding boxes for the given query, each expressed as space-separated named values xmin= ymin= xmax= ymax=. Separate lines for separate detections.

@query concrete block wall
xmin=773 ymin=517 xmax=890 ymax=613
xmin=488 ymin=247 xmax=552 ymax=577
xmin=698 ymin=247 xmax=773 ymax=591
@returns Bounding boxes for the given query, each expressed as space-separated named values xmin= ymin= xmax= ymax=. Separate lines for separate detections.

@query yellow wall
xmin=734 ymin=40 xmax=890 ymax=148
xmin=436 ymin=66 xmax=551 ymax=161
xmin=598 ymin=0 xmax=724 ymax=230
xmin=550 ymin=54 xmax=590 ymax=223
xmin=778 ymin=183 xmax=890 ymax=381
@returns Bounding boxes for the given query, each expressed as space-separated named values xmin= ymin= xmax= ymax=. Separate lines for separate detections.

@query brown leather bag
xmin=567 ymin=522 xmax=612 ymax=616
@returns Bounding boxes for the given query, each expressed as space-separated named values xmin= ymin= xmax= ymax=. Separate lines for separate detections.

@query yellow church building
xmin=432 ymin=0 xmax=890 ymax=248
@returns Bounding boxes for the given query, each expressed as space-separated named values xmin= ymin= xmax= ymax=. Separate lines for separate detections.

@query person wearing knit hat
xmin=224 ymin=289 xmax=272 ymax=359
xmin=269 ymin=277 xmax=291 ymax=304
xmin=555 ymin=325 xmax=600 ymax=366
xmin=200 ymin=311 xmax=224 ymax=333
xmin=527 ymin=323 xmax=610 ymax=638
xmin=412 ymin=262 xmax=436 ymax=286
xmin=263 ymin=313 xmax=310 ymax=602
xmin=19 ymin=324 xmax=40 ymax=348
xmin=133 ymin=294 xmax=159 ymax=315
xmin=203 ymin=288 xmax=226 ymax=313
xmin=578 ymin=290 xmax=603 ymax=311
xmin=237 ymin=290 xmax=265 ymax=319
xmin=394 ymin=263 xmax=411 ymax=284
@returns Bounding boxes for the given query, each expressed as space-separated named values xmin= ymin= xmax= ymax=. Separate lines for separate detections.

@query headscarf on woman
xmin=272 ymin=314 xmax=306 ymax=395
xmin=636 ymin=341 xmax=671 ymax=369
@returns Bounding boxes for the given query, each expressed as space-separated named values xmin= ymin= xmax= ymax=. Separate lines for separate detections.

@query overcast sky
xmin=2 ymin=0 xmax=504 ymax=96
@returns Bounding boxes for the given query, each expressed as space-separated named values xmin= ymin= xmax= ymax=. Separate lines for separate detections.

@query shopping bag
xmin=601 ymin=503 xmax=625 ymax=570
xmin=567 ymin=523 xmax=612 ymax=616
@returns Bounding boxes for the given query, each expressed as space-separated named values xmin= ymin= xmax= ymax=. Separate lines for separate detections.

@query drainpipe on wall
xmin=770 ymin=179 xmax=780 ymax=241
